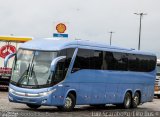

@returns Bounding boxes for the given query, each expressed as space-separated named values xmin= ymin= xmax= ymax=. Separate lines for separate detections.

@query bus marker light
xmin=53 ymin=95 xmax=56 ymax=98
xmin=59 ymin=96 xmax=64 ymax=99
xmin=58 ymin=84 xmax=63 ymax=87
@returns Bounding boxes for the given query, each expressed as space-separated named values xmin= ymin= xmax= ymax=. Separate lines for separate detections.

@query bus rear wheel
xmin=26 ymin=104 xmax=41 ymax=109
xmin=123 ymin=92 xmax=132 ymax=109
xmin=132 ymin=92 xmax=140 ymax=108
xmin=57 ymin=93 xmax=76 ymax=112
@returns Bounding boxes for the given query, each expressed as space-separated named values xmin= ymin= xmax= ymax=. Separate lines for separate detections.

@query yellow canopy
xmin=0 ymin=36 xmax=32 ymax=43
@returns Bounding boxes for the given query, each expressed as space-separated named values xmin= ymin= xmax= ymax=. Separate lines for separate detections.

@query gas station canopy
xmin=0 ymin=36 xmax=32 ymax=43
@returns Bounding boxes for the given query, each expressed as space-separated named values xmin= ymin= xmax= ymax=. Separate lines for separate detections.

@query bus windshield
xmin=11 ymin=49 xmax=57 ymax=88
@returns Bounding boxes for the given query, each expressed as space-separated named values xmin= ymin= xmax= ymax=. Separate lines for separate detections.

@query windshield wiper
xmin=17 ymin=64 xmax=30 ymax=86
xmin=30 ymin=64 xmax=39 ymax=87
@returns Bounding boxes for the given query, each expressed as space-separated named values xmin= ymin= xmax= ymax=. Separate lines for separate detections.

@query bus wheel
xmin=123 ymin=92 xmax=132 ymax=109
xmin=57 ymin=93 xmax=76 ymax=111
xmin=132 ymin=92 xmax=140 ymax=108
xmin=157 ymin=95 xmax=160 ymax=98
xmin=26 ymin=104 xmax=41 ymax=109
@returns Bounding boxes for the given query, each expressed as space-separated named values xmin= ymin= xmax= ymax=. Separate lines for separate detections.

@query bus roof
xmin=20 ymin=38 xmax=156 ymax=56
xmin=0 ymin=36 xmax=32 ymax=42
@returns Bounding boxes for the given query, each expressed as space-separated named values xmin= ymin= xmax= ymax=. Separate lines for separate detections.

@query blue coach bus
xmin=5 ymin=38 xmax=156 ymax=111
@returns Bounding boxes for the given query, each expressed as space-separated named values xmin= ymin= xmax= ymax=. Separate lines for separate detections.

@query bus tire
xmin=57 ymin=93 xmax=76 ymax=112
xmin=26 ymin=104 xmax=41 ymax=109
xmin=132 ymin=92 xmax=140 ymax=108
xmin=123 ymin=92 xmax=132 ymax=109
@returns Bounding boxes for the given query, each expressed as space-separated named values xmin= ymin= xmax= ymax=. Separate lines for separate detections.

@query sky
xmin=0 ymin=0 xmax=160 ymax=57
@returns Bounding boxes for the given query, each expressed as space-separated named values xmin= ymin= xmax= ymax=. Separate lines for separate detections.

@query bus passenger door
xmin=51 ymin=48 xmax=75 ymax=105
xmin=70 ymin=49 xmax=94 ymax=104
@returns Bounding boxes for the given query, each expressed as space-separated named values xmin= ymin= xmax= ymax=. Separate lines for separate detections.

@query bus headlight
xmin=9 ymin=88 xmax=14 ymax=93
xmin=39 ymin=89 xmax=56 ymax=96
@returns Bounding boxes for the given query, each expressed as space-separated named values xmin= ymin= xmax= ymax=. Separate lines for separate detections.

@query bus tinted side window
xmin=73 ymin=50 xmax=129 ymax=71
xmin=72 ymin=48 xmax=156 ymax=73
xmin=148 ymin=56 xmax=156 ymax=72
xmin=138 ymin=55 xmax=149 ymax=72
xmin=112 ymin=52 xmax=128 ymax=71
xmin=128 ymin=54 xmax=156 ymax=72
xmin=138 ymin=55 xmax=156 ymax=72
xmin=128 ymin=54 xmax=139 ymax=71
xmin=90 ymin=50 xmax=103 ymax=69
xmin=73 ymin=49 xmax=103 ymax=71
xmin=104 ymin=52 xmax=128 ymax=71
xmin=104 ymin=51 xmax=115 ymax=70
xmin=73 ymin=49 xmax=90 ymax=71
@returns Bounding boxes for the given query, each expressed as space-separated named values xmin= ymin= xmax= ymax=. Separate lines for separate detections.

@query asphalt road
xmin=0 ymin=90 xmax=160 ymax=117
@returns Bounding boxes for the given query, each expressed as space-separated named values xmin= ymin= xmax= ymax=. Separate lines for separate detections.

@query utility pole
xmin=134 ymin=13 xmax=147 ymax=50
xmin=109 ymin=31 xmax=114 ymax=46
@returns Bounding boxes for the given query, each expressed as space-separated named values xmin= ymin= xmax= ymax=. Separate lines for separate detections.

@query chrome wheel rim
xmin=125 ymin=94 xmax=131 ymax=107
xmin=134 ymin=95 xmax=139 ymax=105
xmin=65 ymin=97 xmax=72 ymax=108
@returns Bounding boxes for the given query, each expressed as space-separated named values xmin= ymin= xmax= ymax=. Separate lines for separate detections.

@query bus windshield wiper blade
xmin=30 ymin=64 xmax=39 ymax=87
xmin=17 ymin=64 xmax=30 ymax=85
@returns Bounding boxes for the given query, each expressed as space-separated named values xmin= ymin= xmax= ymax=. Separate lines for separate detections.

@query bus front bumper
xmin=8 ymin=84 xmax=62 ymax=106
xmin=8 ymin=84 xmax=66 ymax=106
xmin=8 ymin=87 xmax=55 ymax=106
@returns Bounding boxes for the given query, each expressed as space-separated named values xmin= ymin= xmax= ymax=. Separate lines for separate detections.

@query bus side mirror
xmin=50 ymin=56 xmax=66 ymax=72
xmin=4 ymin=53 xmax=16 ymax=67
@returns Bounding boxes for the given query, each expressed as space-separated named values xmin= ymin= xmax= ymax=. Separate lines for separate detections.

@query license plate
xmin=22 ymin=98 xmax=30 ymax=102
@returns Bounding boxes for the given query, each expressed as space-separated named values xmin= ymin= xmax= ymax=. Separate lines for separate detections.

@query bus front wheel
xmin=123 ymin=92 xmax=132 ymax=109
xmin=57 ymin=93 xmax=76 ymax=111
xmin=26 ymin=104 xmax=41 ymax=109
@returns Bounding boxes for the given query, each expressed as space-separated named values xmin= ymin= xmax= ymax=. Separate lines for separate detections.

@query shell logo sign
xmin=0 ymin=45 xmax=16 ymax=58
xmin=56 ymin=23 xmax=67 ymax=33
xmin=53 ymin=22 xmax=68 ymax=38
